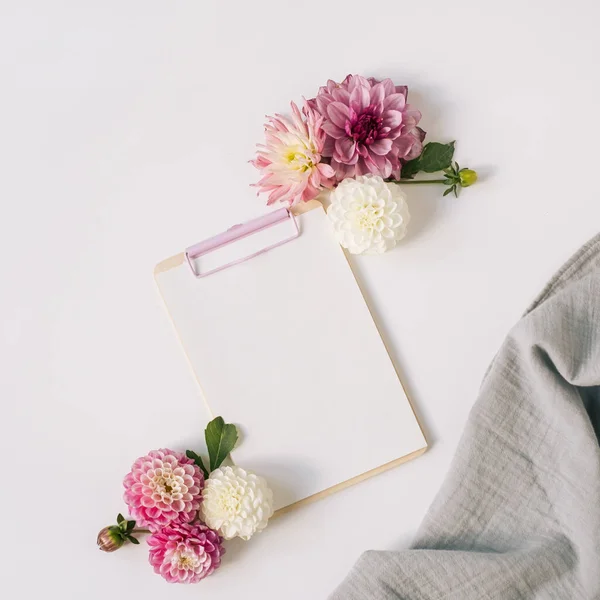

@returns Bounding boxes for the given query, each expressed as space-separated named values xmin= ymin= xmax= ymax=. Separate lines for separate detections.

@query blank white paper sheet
xmin=155 ymin=205 xmax=426 ymax=511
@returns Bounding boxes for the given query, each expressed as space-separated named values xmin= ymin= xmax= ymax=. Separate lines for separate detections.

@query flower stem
xmin=132 ymin=529 xmax=150 ymax=534
xmin=396 ymin=179 xmax=447 ymax=184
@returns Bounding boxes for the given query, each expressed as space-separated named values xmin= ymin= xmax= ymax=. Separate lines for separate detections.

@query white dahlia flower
xmin=327 ymin=174 xmax=410 ymax=255
xmin=200 ymin=466 xmax=274 ymax=541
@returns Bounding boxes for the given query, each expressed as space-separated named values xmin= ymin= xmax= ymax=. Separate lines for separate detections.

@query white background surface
xmin=1 ymin=1 xmax=599 ymax=598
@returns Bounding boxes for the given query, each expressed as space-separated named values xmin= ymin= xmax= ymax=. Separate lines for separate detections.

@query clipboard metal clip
xmin=185 ymin=207 xmax=299 ymax=278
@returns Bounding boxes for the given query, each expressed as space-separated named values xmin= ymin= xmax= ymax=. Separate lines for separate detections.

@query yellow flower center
xmin=354 ymin=203 xmax=383 ymax=232
xmin=173 ymin=549 xmax=200 ymax=571
xmin=217 ymin=488 xmax=242 ymax=517
xmin=149 ymin=466 xmax=183 ymax=501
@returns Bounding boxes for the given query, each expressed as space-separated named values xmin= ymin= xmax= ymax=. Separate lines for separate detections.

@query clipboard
xmin=154 ymin=201 xmax=427 ymax=513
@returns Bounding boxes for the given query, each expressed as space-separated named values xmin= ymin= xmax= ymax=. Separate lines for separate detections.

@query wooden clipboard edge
xmin=273 ymin=445 xmax=428 ymax=518
xmin=153 ymin=198 xmax=429 ymax=512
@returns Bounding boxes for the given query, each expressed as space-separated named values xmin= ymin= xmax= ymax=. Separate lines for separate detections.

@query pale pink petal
xmin=357 ymin=143 xmax=369 ymax=158
xmin=327 ymin=102 xmax=351 ymax=128
xmin=317 ymin=163 xmax=335 ymax=178
xmin=383 ymin=110 xmax=403 ymax=129
xmin=350 ymin=85 xmax=370 ymax=112
xmin=393 ymin=135 xmax=415 ymax=158
xmin=335 ymin=137 xmax=357 ymax=162
xmin=395 ymin=85 xmax=408 ymax=98
xmin=369 ymin=152 xmax=393 ymax=178
xmin=322 ymin=136 xmax=335 ymax=156
xmin=370 ymin=82 xmax=385 ymax=106
xmin=332 ymin=87 xmax=350 ymax=104
xmin=369 ymin=138 xmax=393 ymax=155
xmin=380 ymin=78 xmax=395 ymax=95
xmin=355 ymin=158 xmax=370 ymax=176
xmin=321 ymin=120 xmax=346 ymax=139
xmin=383 ymin=93 xmax=406 ymax=112
xmin=266 ymin=185 xmax=291 ymax=205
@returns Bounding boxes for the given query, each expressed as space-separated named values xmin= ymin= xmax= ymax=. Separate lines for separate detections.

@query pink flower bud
xmin=97 ymin=526 xmax=124 ymax=552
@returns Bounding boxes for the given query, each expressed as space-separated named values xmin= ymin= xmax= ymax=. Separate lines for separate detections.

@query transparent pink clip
xmin=185 ymin=208 xmax=299 ymax=278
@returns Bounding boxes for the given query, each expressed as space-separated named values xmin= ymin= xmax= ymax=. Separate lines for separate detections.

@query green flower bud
xmin=97 ymin=526 xmax=125 ymax=552
xmin=459 ymin=169 xmax=477 ymax=187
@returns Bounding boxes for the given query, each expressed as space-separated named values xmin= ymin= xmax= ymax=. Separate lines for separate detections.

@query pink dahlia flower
xmin=148 ymin=522 xmax=224 ymax=584
xmin=123 ymin=449 xmax=204 ymax=532
xmin=309 ymin=74 xmax=425 ymax=181
xmin=251 ymin=100 xmax=335 ymax=206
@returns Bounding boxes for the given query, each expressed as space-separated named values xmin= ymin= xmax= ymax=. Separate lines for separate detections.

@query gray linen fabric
xmin=329 ymin=233 xmax=600 ymax=600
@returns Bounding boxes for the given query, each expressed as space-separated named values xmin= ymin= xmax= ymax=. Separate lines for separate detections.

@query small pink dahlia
xmin=148 ymin=522 xmax=224 ymax=584
xmin=309 ymin=74 xmax=426 ymax=181
xmin=251 ymin=100 xmax=335 ymax=206
xmin=123 ymin=449 xmax=203 ymax=532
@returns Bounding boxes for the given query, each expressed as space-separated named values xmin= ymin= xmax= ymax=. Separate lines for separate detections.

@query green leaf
xmin=420 ymin=141 xmax=456 ymax=173
xmin=443 ymin=186 xmax=454 ymax=197
xmin=126 ymin=535 xmax=140 ymax=545
xmin=116 ymin=513 xmax=124 ymax=525
xmin=126 ymin=521 xmax=135 ymax=533
xmin=186 ymin=450 xmax=209 ymax=479
xmin=399 ymin=157 xmax=421 ymax=179
xmin=205 ymin=417 xmax=238 ymax=472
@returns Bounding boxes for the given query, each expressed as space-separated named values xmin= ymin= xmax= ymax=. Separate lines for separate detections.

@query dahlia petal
xmin=338 ymin=162 xmax=356 ymax=180
xmin=393 ymin=135 xmax=416 ymax=158
xmin=321 ymin=120 xmax=346 ymax=139
xmin=335 ymin=137 xmax=357 ymax=162
xmin=369 ymin=138 xmax=393 ymax=155
xmin=401 ymin=115 xmax=417 ymax=131
xmin=327 ymin=102 xmax=351 ymax=128
xmin=141 ymin=495 xmax=155 ymax=508
xmin=316 ymin=95 xmax=333 ymax=116
xmin=386 ymin=126 xmax=403 ymax=140
xmin=131 ymin=483 xmax=143 ymax=494
xmin=357 ymin=143 xmax=369 ymax=158
xmin=370 ymin=153 xmax=393 ymax=178
xmin=383 ymin=93 xmax=406 ymax=112
xmin=383 ymin=110 xmax=403 ymax=129
xmin=350 ymin=85 xmax=370 ymax=112
xmin=370 ymin=82 xmax=385 ymax=106
xmin=355 ymin=158 xmax=369 ymax=176
xmin=331 ymin=87 xmax=350 ymax=104
xmin=266 ymin=185 xmax=291 ymax=206
xmin=302 ymin=182 xmax=321 ymax=202
xmin=395 ymin=85 xmax=408 ymax=99
xmin=380 ymin=78 xmax=395 ymax=95
xmin=403 ymin=137 xmax=423 ymax=161
xmin=317 ymin=163 xmax=335 ymax=178
xmin=348 ymin=74 xmax=370 ymax=91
